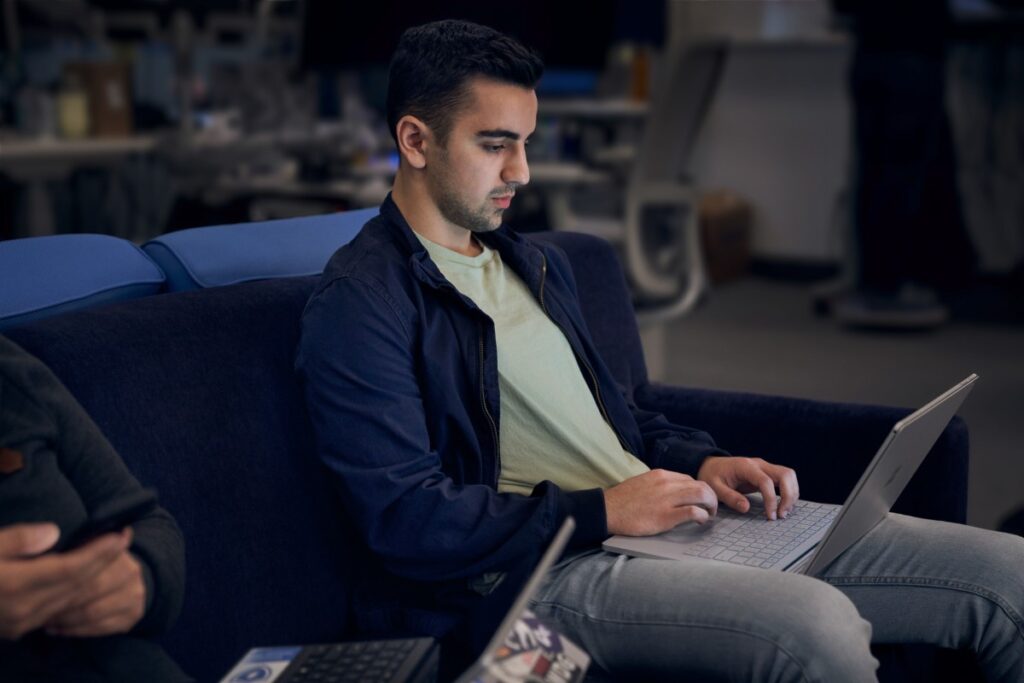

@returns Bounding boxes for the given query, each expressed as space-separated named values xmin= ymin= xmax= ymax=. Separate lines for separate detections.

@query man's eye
xmin=484 ymin=145 xmax=505 ymax=153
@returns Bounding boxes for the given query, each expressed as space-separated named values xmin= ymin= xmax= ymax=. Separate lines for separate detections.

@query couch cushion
xmin=0 ymin=234 xmax=165 ymax=330
xmin=144 ymin=208 xmax=378 ymax=291
xmin=5 ymin=278 xmax=356 ymax=682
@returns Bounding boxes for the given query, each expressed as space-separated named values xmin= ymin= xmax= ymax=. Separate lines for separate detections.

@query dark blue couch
xmin=5 ymin=231 xmax=976 ymax=682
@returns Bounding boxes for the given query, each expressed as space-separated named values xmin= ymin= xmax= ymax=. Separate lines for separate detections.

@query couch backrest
xmin=6 ymin=278 xmax=354 ymax=682
xmin=0 ymin=234 xmax=166 ymax=331
xmin=3 ymin=228 xmax=646 ymax=681
xmin=143 ymin=208 xmax=379 ymax=292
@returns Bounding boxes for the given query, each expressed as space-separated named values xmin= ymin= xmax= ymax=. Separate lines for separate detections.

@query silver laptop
xmin=456 ymin=516 xmax=590 ymax=683
xmin=603 ymin=375 xmax=977 ymax=576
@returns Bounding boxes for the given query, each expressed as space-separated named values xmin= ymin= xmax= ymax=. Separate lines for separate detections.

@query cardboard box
xmin=700 ymin=190 xmax=752 ymax=283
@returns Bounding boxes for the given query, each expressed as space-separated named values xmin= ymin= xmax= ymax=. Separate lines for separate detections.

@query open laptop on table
xmin=221 ymin=518 xmax=587 ymax=683
xmin=603 ymin=375 xmax=977 ymax=576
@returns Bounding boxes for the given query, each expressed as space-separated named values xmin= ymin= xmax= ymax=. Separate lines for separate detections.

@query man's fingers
xmin=0 ymin=529 xmax=131 ymax=640
xmin=709 ymin=479 xmax=750 ymax=514
xmin=656 ymin=472 xmax=718 ymax=517
xmin=0 ymin=524 xmax=60 ymax=559
xmin=698 ymin=457 xmax=802 ymax=521
xmin=5 ymin=531 xmax=131 ymax=633
xmin=58 ymin=551 xmax=137 ymax=613
xmin=670 ymin=504 xmax=710 ymax=527
xmin=60 ymin=531 xmax=133 ymax=594
xmin=0 ymin=591 xmax=74 ymax=639
xmin=605 ymin=469 xmax=732 ymax=536
xmin=47 ymin=589 xmax=131 ymax=632
xmin=772 ymin=466 xmax=800 ymax=518
xmin=44 ymin=550 xmax=145 ymax=639
xmin=679 ymin=481 xmax=718 ymax=518
xmin=754 ymin=475 xmax=778 ymax=520
xmin=48 ymin=606 xmax=135 ymax=637
xmin=21 ymin=530 xmax=129 ymax=594
xmin=0 ymin=568 xmax=85 ymax=639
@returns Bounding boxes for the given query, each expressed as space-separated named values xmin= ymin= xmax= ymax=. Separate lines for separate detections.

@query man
xmin=297 ymin=20 xmax=1024 ymax=682
xmin=0 ymin=335 xmax=189 ymax=682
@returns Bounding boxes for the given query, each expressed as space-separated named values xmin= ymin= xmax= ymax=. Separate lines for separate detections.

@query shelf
xmin=538 ymin=98 xmax=649 ymax=119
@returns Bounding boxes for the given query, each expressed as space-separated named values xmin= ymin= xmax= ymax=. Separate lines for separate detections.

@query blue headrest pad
xmin=143 ymin=208 xmax=378 ymax=291
xmin=0 ymin=234 xmax=165 ymax=330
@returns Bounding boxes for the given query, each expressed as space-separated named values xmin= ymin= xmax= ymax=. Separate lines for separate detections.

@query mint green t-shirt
xmin=414 ymin=233 xmax=649 ymax=495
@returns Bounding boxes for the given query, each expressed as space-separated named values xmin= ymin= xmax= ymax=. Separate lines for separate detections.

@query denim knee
xmin=770 ymin=580 xmax=877 ymax=683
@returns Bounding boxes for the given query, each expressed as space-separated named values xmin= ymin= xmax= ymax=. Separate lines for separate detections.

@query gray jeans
xmin=530 ymin=514 xmax=1024 ymax=682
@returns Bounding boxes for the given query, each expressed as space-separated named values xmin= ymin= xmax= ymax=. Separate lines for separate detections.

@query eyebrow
xmin=476 ymin=129 xmax=529 ymax=141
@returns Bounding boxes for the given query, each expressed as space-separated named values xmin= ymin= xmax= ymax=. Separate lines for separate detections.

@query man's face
xmin=425 ymin=78 xmax=537 ymax=233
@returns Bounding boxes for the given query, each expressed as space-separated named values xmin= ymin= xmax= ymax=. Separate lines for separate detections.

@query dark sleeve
xmin=6 ymin=339 xmax=186 ymax=636
xmin=625 ymin=390 xmax=730 ymax=476
xmin=296 ymin=276 xmax=606 ymax=583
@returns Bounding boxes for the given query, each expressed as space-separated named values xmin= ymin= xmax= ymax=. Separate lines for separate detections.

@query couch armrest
xmin=634 ymin=383 xmax=968 ymax=524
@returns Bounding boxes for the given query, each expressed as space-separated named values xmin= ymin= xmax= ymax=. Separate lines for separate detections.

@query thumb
xmin=0 ymin=523 xmax=61 ymax=558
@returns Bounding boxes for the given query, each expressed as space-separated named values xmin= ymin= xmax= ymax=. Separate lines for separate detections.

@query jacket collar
xmin=379 ymin=193 xmax=430 ymax=258
xmin=378 ymin=192 xmax=545 ymax=293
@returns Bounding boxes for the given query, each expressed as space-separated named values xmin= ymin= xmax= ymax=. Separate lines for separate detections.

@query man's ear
xmin=395 ymin=115 xmax=432 ymax=170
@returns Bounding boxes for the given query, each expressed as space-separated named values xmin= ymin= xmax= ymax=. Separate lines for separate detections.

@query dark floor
xmin=648 ymin=276 xmax=1024 ymax=531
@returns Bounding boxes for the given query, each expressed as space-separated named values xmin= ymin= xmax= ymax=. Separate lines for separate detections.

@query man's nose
xmin=502 ymin=146 xmax=530 ymax=187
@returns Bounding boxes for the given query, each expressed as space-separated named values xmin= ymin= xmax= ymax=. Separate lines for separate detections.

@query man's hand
xmin=604 ymin=469 xmax=718 ymax=536
xmin=697 ymin=456 xmax=799 ymax=521
xmin=0 ymin=523 xmax=131 ymax=640
xmin=44 ymin=544 xmax=147 ymax=638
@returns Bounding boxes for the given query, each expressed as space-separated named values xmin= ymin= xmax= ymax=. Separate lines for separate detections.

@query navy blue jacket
xmin=296 ymin=194 xmax=725 ymax=638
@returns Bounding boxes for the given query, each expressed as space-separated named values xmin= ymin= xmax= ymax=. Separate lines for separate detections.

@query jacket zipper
xmin=536 ymin=252 xmax=629 ymax=452
xmin=422 ymin=259 xmax=502 ymax=487
xmin=478 ymin=319 xmax=501 ymax=487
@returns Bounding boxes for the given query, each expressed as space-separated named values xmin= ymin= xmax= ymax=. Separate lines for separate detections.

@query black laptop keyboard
xmin=281 ymin=638 xmax=430 ymax=683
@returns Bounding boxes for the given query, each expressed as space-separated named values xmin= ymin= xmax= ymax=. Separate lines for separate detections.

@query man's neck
xmin=391 ymin=172 xmax=482 ymax=257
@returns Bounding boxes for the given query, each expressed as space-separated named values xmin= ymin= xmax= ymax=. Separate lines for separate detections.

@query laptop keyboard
xmin=281 ymin=638 xmax=429 ymax=683
xmin=681 ymin=500 xmax=840 ymax=568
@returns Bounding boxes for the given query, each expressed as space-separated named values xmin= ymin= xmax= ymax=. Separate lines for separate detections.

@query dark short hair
xmin=386 ymin=20 xmax=544 ymax=147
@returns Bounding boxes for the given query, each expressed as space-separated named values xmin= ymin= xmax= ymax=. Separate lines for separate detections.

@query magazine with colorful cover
xmin=467 ymin=609 xmax=590 ymax=683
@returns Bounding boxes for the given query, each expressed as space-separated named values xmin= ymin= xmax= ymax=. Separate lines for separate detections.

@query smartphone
xmin=58 ymin=488 xmax=159 ymax=552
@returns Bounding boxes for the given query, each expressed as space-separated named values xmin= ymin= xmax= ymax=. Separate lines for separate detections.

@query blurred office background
xmin=0 ymin=0 xmax=1022 ymax=531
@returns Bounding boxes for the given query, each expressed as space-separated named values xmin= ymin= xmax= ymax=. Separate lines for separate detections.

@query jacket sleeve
xmin=296 ymin=275 xmax=606 ymax=584
xmin=624 ymin=390 xmax=730 ymax=476
xmin=10 ymin=341 xmax=186 ymax=636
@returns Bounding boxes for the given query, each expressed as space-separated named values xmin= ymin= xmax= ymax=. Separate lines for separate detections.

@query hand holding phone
xmin=0 ymin=523 xmax=132 ymax=639
xmin=58 ymin=488 xmax=158 ymax=552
